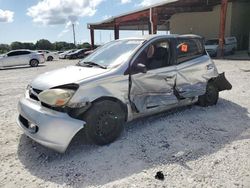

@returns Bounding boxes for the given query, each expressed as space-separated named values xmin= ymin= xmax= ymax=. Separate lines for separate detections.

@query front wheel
xmin=30 ymin=59 xmax=39 ymax=67
xmin=198 ymin=83 xmax=219 ymax=107
xmin=83 ymin=100 xmax=126 ymax=145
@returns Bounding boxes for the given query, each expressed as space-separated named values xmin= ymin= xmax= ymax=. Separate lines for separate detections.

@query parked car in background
xmin=205 ymin=37 xmax=237 ymax=57
xmin=0 ymin=49 xmax=45 ymax=68
xmin=17 ymin=35 xmax=232 ymax=152
xmin=37 ymin=50 xmax=58 ymax=61
xmin=59 ymin=49 xmax=76 ymax=59
xmin=65 ymin=48 xmax=90 ymax=59
xmin=84 ymin=50 xmax=94 ymax=57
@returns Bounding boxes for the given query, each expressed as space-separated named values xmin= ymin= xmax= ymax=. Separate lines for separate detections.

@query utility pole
xmin=72 ymin=23 xmax=76 ymax=46
xmin=218 ymin=0 xmax=228 ymax=58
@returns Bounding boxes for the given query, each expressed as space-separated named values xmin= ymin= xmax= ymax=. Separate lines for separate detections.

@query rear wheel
xmin=198 ymin=83 xmax=219 ymax=107
xmin=30 ymin=59 xmax=39 ymax=67
xmin=83 ymin=100 xmax=126 ymax=145
xmin=47 ymin=56 xmax=53 ymax=61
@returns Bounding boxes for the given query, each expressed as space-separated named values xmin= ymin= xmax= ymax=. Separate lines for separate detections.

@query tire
xmin=47 ymin=56 xmax=53 ymax=61
xmin=83 ymin=100 xmax=126 ymax=145
xmin=30 ymin=59 xmax=39 ymax=67
xmin=198 ymin=83 xmax=219 ymax=107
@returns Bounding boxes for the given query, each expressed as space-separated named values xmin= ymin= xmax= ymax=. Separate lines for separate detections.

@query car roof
xmin=8 ymin=49 xmax=32 ymax=53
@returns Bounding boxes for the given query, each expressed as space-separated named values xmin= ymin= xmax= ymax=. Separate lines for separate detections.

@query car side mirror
xmin=136 ymin=63 xmax=147 ymax=73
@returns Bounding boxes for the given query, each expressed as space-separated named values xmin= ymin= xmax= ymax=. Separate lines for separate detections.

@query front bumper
xmin=17 ymin=98 xmax=85 ymax=153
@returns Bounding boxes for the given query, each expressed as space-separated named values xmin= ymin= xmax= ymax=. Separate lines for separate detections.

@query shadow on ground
xmin=17 ymin=99 xmax=250 ymax=187
xmin=0 ymin=65 xmax=45 ymax=71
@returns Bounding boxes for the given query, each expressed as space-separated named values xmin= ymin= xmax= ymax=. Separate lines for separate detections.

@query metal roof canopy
xmin=88 ymin=0 xmax=224 ymax=31
xmin=87 ymin=0 xmax=238 ymax=57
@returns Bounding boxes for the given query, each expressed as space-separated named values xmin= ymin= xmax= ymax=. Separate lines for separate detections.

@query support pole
xmin=149 ymin=8 xmax=157 ymax=34
xmin=152 ymin=13 xmax=158 ymax=34
xmin=114 ymin=24 xmax=119 ymax=40
xmin=90 ymin=28 xmax=95 ymax=50
xmin=218 ymin=0 xmax=228 ymax=58
xmin=72 ymin=23 xmax=76 ymax=46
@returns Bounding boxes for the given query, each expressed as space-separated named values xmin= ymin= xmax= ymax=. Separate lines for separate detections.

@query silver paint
xmin=17 ymin=35 xmax=220 ymax=152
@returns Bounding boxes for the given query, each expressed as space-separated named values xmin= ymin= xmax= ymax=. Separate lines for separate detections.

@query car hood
xmin=31 ymin=65 xmax=110 ymax=90
xmin=205 ymin=45 xmax=218 ymax=50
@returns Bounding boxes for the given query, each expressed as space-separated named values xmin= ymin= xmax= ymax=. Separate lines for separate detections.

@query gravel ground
xmin=0 ymin=59 xmax=249 ymax=188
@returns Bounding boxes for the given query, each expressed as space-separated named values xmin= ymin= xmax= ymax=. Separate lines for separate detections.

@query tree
xmin=0 ymin=44 xmax=10 ymax=54
xmin=35 ymin=39 xmax=53 ymax=50
xmin=22 ymin=43 xmax=35 ymax=50
xmin=82 ymin=42 xmax=91 ymax=49
xmin=11 ymin=41 xmax=24 ymax=50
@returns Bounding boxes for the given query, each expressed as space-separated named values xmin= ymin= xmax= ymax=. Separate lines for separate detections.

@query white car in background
xmin=37 ymin=50 xmax=58 ymax=61
xmin=59 ymin=49 xmax=76 ymax=59
xmin=205 ymin=37 xmax=237 ymax=57
xmin=0 ymin=50 xmax=45 ymax=68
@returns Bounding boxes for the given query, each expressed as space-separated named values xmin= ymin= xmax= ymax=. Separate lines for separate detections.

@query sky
xmin=0 ymin=0 xmax=167 ymax=45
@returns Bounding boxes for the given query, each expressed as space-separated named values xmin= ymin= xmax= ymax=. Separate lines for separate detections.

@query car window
xmin=132 ymin=39 xmax=171 ymax=73
xmin=79 ymin=40 xmax=143 ymax=68
xmin=7 ymin=51 xmax=18 ymax=57
xmin=20 ymin=51 xmax=31 ymax=55
xmin=177 ymin=38 xmax=205 ymax=64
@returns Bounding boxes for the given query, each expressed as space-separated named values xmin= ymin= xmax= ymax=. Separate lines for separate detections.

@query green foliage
xmin=0 ymin=44 xmax=10 ymax=54
xmin=35 ymin=39 xmax=53 ymax=50
xmin=11 ymin=41 xmax=24 ymax=50
xmin=76 ymin=42 xmax=91 ymax=49
xmin=54 ymin=42 xmax=76 ymax=51
xmin=0 ymin=39 xmax=91 ymax=54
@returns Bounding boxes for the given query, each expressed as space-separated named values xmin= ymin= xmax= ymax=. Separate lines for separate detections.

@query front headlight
xmin=38 ymin=89 xmax=75 ymax=107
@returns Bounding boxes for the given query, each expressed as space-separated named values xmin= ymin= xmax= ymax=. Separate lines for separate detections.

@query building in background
xmin=88 ymin=0 xmax=250 ymax=51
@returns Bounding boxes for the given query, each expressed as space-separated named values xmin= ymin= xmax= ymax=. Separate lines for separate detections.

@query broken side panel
xmin=130 ymin=66 xmax=178 ymax=113
xmin=175 ymin=56 xmax=219 ymax=98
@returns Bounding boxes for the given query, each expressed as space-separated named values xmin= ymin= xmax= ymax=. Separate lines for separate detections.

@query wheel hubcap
xmin=96 ymin=111 xmax=118 ymax=137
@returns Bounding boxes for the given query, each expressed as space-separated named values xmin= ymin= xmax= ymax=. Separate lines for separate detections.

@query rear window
xmin=177 ymin=38 xmax=205 ymax=64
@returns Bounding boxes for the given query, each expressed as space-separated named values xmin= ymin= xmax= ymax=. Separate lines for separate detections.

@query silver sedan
xmin=0 ymin=49 xmax=45 ymax=68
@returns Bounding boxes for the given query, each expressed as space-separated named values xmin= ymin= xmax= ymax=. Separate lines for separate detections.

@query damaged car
xmin=17 ymin=35 xmax=232 ymax=153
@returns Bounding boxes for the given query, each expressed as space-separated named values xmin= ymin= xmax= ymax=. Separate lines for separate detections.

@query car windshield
xmin=78 ymin=39 xmax=144 ymax=68
xmin=205 ymin=39 xmax=219 ymax=45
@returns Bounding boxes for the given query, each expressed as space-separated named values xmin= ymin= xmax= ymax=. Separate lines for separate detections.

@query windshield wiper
xmin=80 ymin=61 xmax=107 ymax=69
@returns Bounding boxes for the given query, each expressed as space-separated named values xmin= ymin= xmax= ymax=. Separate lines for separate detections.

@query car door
xmin=129 ymin=38 xmax=179 ymax=113
xmin=175 ymin=37 xmax=214 ymax=98
xmin=3 ymin=51 xmax=20 ymax=67
xmin=19 ymin=51 xmax=31 ymax=65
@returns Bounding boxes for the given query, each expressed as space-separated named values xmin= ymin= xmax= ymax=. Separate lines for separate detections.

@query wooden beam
xmin=152 ymin=9 xmax=158 ymax=34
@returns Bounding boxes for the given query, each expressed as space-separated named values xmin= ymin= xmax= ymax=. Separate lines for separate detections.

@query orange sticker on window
xmin=180 ymin=44 xmax=188 ymax=52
